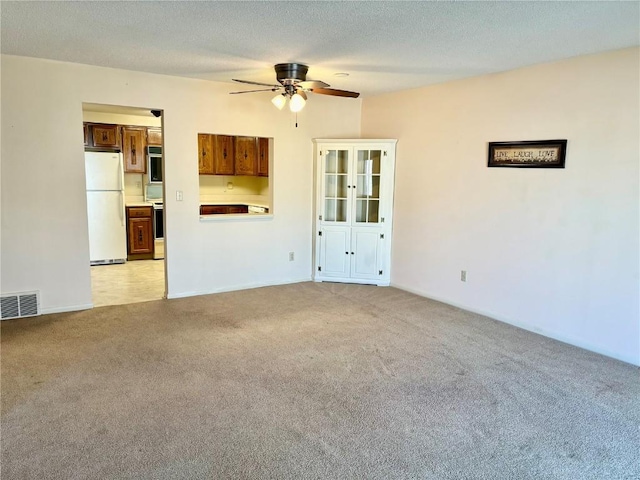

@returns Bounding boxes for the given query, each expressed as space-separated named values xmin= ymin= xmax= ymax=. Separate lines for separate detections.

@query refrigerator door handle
xmin=120 ymin=190 xmax=125 ymax=226
xmin=118 ymin=153 xmax=125 ymax=226
xmin=118 ymin=154 xmax=124 ymax=191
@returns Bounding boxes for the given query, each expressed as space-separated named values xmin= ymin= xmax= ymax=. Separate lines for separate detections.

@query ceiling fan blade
xmin=229 ymin=88 xmax=280 ymax=94
xmin=310 ymin=87 xmax=360 ymax=98
xmin=297 ymin=80 xmax=330 ymax=89
xmin=232 ymin=79 xmax=280 ymax=88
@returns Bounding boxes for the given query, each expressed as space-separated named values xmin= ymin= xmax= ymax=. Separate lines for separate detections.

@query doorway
xmin=83 ymin=103 xmax=166 ymax=307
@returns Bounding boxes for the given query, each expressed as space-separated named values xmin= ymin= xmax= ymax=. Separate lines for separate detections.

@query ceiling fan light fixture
xmin=289 ymin=92 xmax=306 ymax=112
xmin=271 ymin=93 xmax=286 ymax=110
xmin=232 ymin=63 xmax=360 ymax=110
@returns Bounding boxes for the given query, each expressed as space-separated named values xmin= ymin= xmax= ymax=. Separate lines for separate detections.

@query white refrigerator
xmin=85 ymin=151 xmax=127 ymax=265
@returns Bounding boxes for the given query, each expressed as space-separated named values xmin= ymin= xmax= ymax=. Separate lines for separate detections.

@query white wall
xmin=3 ymin=50 xmax=637 ymax=365
xmin=362 ymin=48 xmax=640 ymax=365
xmin=1 ymin=55 xmax=361 ymax=311
xmin=199 ymin=175 xmax=267 ymax=197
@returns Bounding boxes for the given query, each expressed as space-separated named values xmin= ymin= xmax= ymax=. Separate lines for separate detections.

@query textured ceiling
xmin=2 ymin=1 xmax=639 ymax=97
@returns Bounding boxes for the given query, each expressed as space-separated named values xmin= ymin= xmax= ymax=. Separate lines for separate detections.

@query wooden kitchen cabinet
xmin=227 ymin=205 xmax=249 ymax=214
xmin=257 ymin=137 xmax=269 ymax=177
xmin=214 ymin=135 xmax=235 ymax=175
xmin=198 ymin=133 xmax=271 ymax=177
xmin=200 ymin=204 xmax=249 ymax=215
xmin=86 ymin=123 xmax=121 ymax=149
xmin=147 ymin=127 xmax=162 ymax=146
xmin=200 ymin=205 xmax=228 ymax=215
xmin=198 ymin=134 xmax=214 ymax=174
xmin=235 ymin=136 xmax=257 ymax=176
xmin=122 ymin=127 xmax=147 ymax=173
xmin=126 ymin=206 xmax=154 ymax=260
xmin=198 ymin=134 xmax=235 ymax=175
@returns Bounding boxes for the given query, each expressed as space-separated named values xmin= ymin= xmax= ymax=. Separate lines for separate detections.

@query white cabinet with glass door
xmin=313 ymin=139 xmax=397 ymax=285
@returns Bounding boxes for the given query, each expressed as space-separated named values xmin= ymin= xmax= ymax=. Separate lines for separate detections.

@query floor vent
xmin=0 ymin=291 xmax=40 ymax=320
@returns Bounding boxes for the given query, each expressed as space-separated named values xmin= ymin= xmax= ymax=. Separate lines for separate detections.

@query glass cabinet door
xmin=354 ymin=149 xmax=381 ymax=224
xmin=323 ymin=149 xmax=350 ymax=222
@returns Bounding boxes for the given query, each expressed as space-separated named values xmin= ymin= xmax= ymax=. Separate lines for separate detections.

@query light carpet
xmin=2 ymin=282 xmax=639 ymax=479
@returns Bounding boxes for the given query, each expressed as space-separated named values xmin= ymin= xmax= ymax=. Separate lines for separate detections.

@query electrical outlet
xmin=135 ymin=181 xmax=142 ymax=188
xmin=461 ymin=270 xmax=467 ymax=282
xmin=289 ymin=252 xmax=295 ymax=262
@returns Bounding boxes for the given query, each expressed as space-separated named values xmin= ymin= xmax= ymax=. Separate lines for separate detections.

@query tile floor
xmin=90 ymin=259 xmax=165 ymax=307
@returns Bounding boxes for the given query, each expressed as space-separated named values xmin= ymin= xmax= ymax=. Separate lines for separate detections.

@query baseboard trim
xmin=391 ymin=282 xmax=640 ymax=367
xmin=314 ymin=276 xmax=390 ymax=286
xmin=40 ymin=303 xmax=94 ymax=315
xmin=167 ymin=277 xmax=313 ymax=300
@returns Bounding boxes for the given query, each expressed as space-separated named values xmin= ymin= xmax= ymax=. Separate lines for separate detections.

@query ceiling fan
xmin=230 ymin=63 xmax=360 ymax=112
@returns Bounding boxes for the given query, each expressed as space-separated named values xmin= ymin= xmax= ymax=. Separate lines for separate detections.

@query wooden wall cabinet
xmin=85 ymin=123 xmax=121 ymax=149
xmin=122 ymin=127 xmax=147 ymax=173
xmin=198 ymin=134 xmax=214 ymax=174
xmin=198 ymin=134 xmax=235 ymax=175
xmin=126 ymin=206 xmax=154 ymax=260
xmin=235 ymin=136 xmax=257 ymax=176
xmin=198 ymin=133 xmax=270 ymax=177
xmin=214 ymin=135 xmax=235 ymax=175
xmin=147 ymin=127 xmax=162 ymax=146
xmin=258 ymin=137 xmax=269 ymax=177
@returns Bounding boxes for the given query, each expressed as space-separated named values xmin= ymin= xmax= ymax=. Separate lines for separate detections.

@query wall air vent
xmin=0 ymin=291 xmax=40 ymax=320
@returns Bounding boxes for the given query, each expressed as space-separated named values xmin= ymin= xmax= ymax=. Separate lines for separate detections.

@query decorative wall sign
xmin=488 ymin=140 xmax=567 ymax=168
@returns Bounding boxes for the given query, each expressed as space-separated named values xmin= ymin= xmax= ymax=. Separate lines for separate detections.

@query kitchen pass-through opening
xmin=82 ymin=102 xmax=167 ymax=307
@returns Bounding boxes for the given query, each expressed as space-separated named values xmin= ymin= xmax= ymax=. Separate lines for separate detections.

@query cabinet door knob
xmin=345 ymin=251 xmax=349 ymax=255
xmin=223 ymin=149 xmax=227 ymax=159
xmin=244 ymin=151 xmax=248 ymax=159
xmin=350 ymin=252 xmax=354 ymax=255
xmin=202 ymin=149 xmax=206 ymax=157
